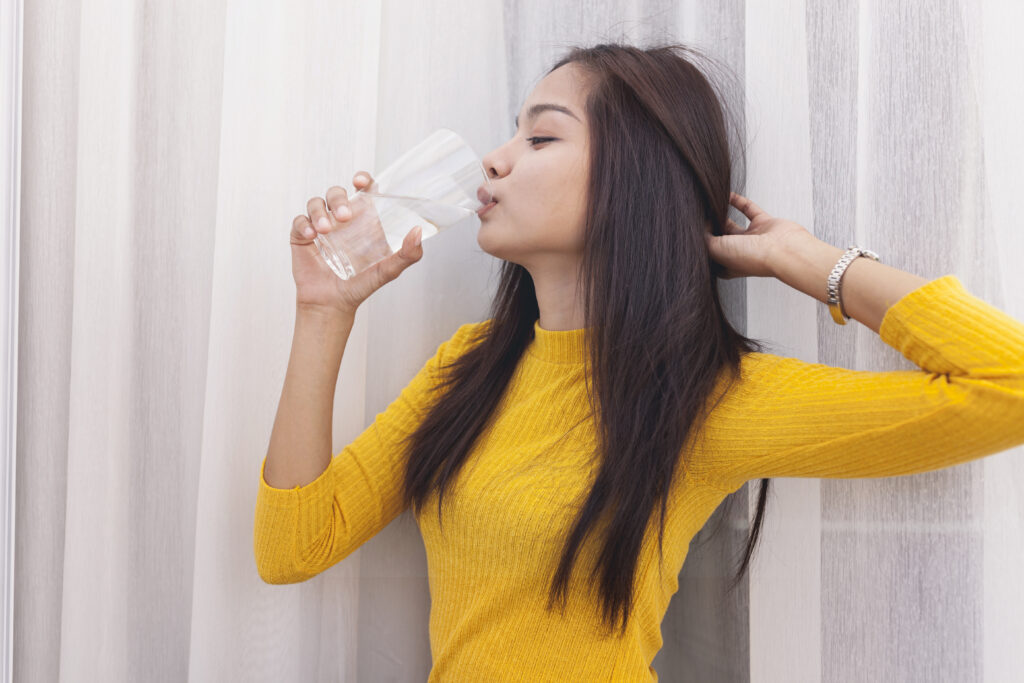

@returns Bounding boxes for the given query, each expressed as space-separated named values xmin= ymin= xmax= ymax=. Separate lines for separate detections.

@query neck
xmin=528 ymin=260 xmax=586 ymax=332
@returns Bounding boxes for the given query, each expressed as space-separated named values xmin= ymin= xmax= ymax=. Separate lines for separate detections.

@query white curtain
xmin=13 ymin=0 xmax=1023 ymax=681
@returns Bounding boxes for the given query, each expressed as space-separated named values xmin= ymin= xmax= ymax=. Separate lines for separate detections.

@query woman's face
xmin=477 ymin=63 xmax=591 ymax=269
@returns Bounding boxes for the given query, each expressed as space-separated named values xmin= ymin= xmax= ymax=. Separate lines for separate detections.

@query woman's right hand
xmin=290 ymin=171 xmax=424 ymax=316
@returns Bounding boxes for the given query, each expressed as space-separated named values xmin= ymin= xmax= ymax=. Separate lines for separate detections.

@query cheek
xmin=476 ymin=201 xmax=582 ymax=256
xmin=542 ymin=175 xmax=588 ymax=244
xmin=478 ymin=155 xmax=588 ymax=249
xmin=543 ymin=199 xmax=586 ymax=243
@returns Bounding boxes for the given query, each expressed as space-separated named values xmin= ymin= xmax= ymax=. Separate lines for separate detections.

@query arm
xmin=254 ymin=320 xmax=479 ymax=584
xmin=690 ymin=262 xmax=1024 ymax=492
xmin=770 ymin=235 xmax=929 ymax=334
xmin=263 ymin=306 xmax=355 ymax=490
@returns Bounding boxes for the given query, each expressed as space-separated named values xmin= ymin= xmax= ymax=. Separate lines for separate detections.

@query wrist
xmin=769 ymin=235 xmax=846 ymax=304
xmin=296 ymin=301 xmax=358 ymax=322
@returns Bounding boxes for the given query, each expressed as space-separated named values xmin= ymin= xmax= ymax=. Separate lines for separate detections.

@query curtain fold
xmin=14 ymin=0 xmax=1022 ymax=681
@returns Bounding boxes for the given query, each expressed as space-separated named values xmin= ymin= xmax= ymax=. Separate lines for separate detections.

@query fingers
xmin=325 ymin=186 xmax=352 ymax=222
xmin=353 ymin=171 xmax=374 ymax=192
xmin=316 ymin=169 xmax=375 ymax=227
xmin=295 ymin=170 xmax=374 ymax=243
xmin=292 ymin=214 xmax=316 ymax=241
xmin=729 ymin=191 xmax=766 ymax=221
xmin=722 ymin=218 xmax=746 ymax=235
xmin=306 ymin=196 xmax=334 ymax=236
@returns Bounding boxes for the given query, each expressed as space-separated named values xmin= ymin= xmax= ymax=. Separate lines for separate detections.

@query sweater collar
xmin=527 ymin=319 xmax=588 ymax=364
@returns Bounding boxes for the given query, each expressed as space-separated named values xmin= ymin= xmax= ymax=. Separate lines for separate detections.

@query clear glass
xmin=313 ymin=128 xmax=495 ymax=280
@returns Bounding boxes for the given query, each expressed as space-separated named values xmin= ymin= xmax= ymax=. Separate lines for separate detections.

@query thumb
xmin=377 ymin=226 xmax=424 ymax=282
xmin=400 ymin=225 xmax=424 ymax=262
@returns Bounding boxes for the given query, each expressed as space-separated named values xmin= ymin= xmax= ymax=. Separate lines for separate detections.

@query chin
xmin=476 ymin=225 xmax=522 ymax=265
xmin=476 ymin=221 xmax=501 ymax=256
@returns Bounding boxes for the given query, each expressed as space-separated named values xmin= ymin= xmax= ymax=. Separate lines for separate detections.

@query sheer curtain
xmin=12 ymin=0 xmax=1022 ymax=681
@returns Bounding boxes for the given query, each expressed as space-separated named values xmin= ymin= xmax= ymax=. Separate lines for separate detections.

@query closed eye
xmin=527 ymin=136 xmax=556 ymax=146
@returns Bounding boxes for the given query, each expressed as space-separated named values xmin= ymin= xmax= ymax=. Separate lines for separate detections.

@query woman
xmin=256 ymin=42 xmax=1024 ymax=681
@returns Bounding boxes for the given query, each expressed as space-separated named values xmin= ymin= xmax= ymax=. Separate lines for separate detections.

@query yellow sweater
xmin=254 ymin=274 xmax=1024 ymax=681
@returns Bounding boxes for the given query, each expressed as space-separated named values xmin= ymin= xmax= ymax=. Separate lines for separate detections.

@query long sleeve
xmin=253 ymin=322 xmax=476 ymax=584
xmin=692 ymin=274 xmax=1024 ymax=493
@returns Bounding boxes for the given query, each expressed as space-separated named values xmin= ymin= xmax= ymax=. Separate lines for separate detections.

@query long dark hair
xmin=398 ymin=42 xmax=772 ymax=638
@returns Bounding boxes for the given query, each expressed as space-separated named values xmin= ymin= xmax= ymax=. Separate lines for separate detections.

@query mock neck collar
xmin=527 ymin=319 xmax=589 ymax=364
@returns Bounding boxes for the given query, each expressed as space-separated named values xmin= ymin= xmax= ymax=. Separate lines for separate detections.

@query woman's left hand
xmin=705 ymin=192 xmax=817 ymax=280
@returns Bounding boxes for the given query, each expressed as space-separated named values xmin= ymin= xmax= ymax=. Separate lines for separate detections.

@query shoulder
xmin=711 ymin=348 xmax=879 ymax=411
xmin=439 ymin=318 xmax=493 ymax=364
xmin=451 ymin=318 xmax=492 ymax=347
xmin=719 ymin=350 xmax=778 ymax=384
xmin=728 ymin=349 xmax=836 ymax=386
xmin=454 ymin=318 xmax=493 ymax=339
xmin=705 ymin=349 xmax=793 ymax=408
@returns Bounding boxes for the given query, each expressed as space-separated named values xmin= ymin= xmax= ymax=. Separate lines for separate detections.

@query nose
xmin=479 ymin=143 xmax=510 ymax=202
xmin=480 ymin=143 xmax=507 ymax=182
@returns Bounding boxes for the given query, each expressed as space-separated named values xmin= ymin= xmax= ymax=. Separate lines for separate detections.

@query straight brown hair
xmin=397 ymin=42 xmax=772 ymax=638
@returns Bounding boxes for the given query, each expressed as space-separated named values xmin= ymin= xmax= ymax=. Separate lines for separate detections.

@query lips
xmin=477 ymin=185 xmax=497 ymax=206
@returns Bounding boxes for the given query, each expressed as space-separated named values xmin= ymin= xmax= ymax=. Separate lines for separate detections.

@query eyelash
xmin=526 ymin=136 xmax=555 ymax=146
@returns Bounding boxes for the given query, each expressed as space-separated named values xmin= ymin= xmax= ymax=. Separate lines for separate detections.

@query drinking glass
xmin=313 ymin=128 xmax=495 ymax=280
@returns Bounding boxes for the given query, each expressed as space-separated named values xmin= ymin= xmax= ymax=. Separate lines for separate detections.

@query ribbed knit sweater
xmin=254 ymin=274 xmax=1024 ymax=681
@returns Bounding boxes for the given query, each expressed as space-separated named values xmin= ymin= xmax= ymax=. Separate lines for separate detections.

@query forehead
xmin=533 ymin=63 xmax=588 ymax=103
xmin=518 ymin=63 xmax=588 ymax=125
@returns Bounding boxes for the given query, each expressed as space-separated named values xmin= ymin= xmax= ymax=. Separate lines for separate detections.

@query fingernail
xmin=355 ymin=173 xmax=368 ymax=184
xmin=414 ymin=226 xmax=422 ymax=246
xmin=335 ymin=205 xmax=351 ymax=220
xmin=317 ymin=217 xmax=330 ymax=230
xmin=304 ymin=227 xmax=314 ymax=237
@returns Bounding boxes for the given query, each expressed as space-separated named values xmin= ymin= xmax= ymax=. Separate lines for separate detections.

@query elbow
xmin=252 ymin=498 xmax=360 ymax=585
xmin=952 ymin=375 xmax=1024 ymax=450
xmin=254 ymin=555 xmax=314 ymax=585
xmin=253 ymin=537 xmax=316 ymax=585
xmin=256 ymin=565 xmax=287 ymax=585
xmin=254 ymin=538 xmax=354 ymax=585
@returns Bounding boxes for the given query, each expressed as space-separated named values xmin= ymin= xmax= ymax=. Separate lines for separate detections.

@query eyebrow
xmin=514 ymin=103 xmax=581 ymax=129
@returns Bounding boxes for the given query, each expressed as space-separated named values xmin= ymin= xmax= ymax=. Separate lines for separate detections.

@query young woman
xmin=257 ymin=43 xmax=1024 ymax=681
